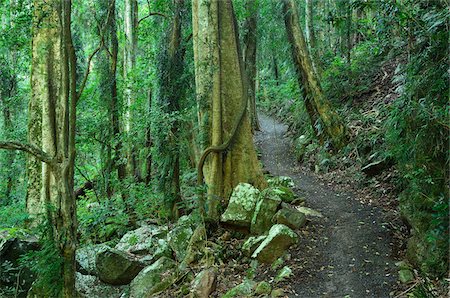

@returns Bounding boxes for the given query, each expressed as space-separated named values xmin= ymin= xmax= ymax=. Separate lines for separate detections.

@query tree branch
xmin=77 ymin=1 xmax=115 ymax=100
xmin=0 ymin=141 xmax=54 ymax=164
xmin=138 ymin=12 xmax=168 ymax=26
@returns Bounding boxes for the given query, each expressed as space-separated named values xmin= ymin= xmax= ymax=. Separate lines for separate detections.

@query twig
xmin=0 ymin=141 xmax=54 ymax=165
xmin=393 ymin=281 xmax=419 ymax=298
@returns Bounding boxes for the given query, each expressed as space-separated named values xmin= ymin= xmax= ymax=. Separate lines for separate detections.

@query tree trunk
xmin=283 ymin=0 xmax=347 ymax=149
xmin=243 ymin=0 xmax=260 ymax=132
xmin=193 ymin=0 xmax=267 ymax=220
xmin=124 ymin=0 xmax=138 ymax=178
xmin=144 ymin=89 xmax=152 ymax=185
xmin=157 ymin=0 xmax=186 ymax=219
xmin=30 ymin=0 xmax=78 ymax=296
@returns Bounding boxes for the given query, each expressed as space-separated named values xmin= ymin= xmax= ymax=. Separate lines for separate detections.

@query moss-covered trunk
xmin=283 ymin=0 xmax=348 ymax=149
xmin=193 ymin=0 xmax=266 ymax=220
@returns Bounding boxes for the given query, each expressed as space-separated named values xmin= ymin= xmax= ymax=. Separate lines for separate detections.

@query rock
xmin=295 ymin=206 xmax=323 ymax=218
xmin=76 ymin=244 xmax=110 ymax=275
xmin=295 ymin=135 xmax=311 ymax=161
xmin=0 ymin=229 xmax=39 ymax=296
xmin=221 ymin=183 xmax=260 ymax=229
xmin=242 ymin=235 xmax=267 ymax=257
xmin=251 ymin=224 xmax=298 ymax=263
xmin=184 ymin=225 xmax=207 ymax=265
xmin=190 ymin=267 xmax=217 ymax=298
xmin=255 ymin=281 xmax=271 ymax=295
xmin=96 ymin=248 xmax=143 ymax=285
xmin=129 ymin=257 xmax=177 ymax=298
xmin=167 ymin=217 xmax=196 ymax=262
xmin=115 ymin=225 xmax=170 ymax=265
xmin=250 ymin=195 xmax=281 ymax=235
xmin=271 ymin=288 xmax=285 ymax=297
xmin=76 ymin=272 xmax=127 ymax=298
xmin=398 ymin=269 xmax=414 ymax=283
xmin=222 ymin=279 xmax=256 ymax=298
xmin=275 ymin=266 xmax=292 ymax=283
xmin=272 ymin=186 xmax=296 ymax=203
xmin=267 ymin=176 xmax=295 ymax=188
xmin=272 ymin=205 xmax=306 ymax=230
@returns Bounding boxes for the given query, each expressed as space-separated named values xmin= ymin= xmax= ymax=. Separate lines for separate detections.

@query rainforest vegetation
xmin=0 ymin=0 xmax=448 ymax=297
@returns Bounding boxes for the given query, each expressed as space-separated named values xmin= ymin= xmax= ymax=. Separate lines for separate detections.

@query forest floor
xmin=254 ymin=114 xmax=399 ymax=297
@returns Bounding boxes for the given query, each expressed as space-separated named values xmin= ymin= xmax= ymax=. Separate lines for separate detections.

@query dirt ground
xmin=253 ymin=114 xmax=399 ymax=297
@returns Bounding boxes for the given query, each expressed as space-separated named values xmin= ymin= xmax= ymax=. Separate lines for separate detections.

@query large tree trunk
xmin=192 ymin=0 xmax=266 ymax=220
xmin=30 ymin=0 xmax=78 ymax=296
xmin=124 ymin=0 xmax=138 ymax=178
xmin=283 ymin=0 xmax=347 ymax=149
xmin=243 ymin=0 xmax=260 ymax=132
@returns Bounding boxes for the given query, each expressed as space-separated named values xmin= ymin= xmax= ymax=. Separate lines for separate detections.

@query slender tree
xmin=192 ymin=0 xmax=267 ymax=219
xmin=283 ymin=0 xmax=348 ymax=149
xmin=243 ymin=0 xmax=260 ymax=131
xmin=124 ymin=0 xmax=138 ymax=178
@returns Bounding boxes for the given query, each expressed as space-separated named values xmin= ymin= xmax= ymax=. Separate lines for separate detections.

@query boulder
xmin=76 ymin=244 xmax=110 ymax=275
xmin=76 ymin=272 xmax=126 ymax=298
xmin=221 ymin=183 xmax=260 ymax=229
xmin=167 ymin=216 xmax=197 ymax=262
xmin=115 ymin=225 xmax=170 ymax=265
xmin=250 ymin=195 xmax=281 ymax=235
xmin=96 ymin=248 xmax=143 ymax=285
xmin=267 ymin=176 xmax=294 ymax=188
xmin=361 ymin=158 xmax=393 ymax=177
xmin=242 ymin=235 xmax=267 ymax=257
xmin=251 ymin=224 xmax=298 ymax=263
xmin=271 ymin=288 xmax=285 ymax=297
xmin=129 ymin=257 xmax=177 ymax=298
xmin=184 ymin=225 xmax=207 ymax=265
xmin=0 ymin=229 xmax=39 ymax=296
xmin=190 ymin=267 xmax=218 ymax=298
xmin=272 ymin=205 xmax=306 ymax=230
xmin=271 ymin=186 xmax=296 ymax=203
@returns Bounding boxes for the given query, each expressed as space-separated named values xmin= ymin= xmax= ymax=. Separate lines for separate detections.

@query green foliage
xmin=0 ymin=201 xmax=28 ymax=228
xmin=20 ymin=223 xmax=63 ymax=298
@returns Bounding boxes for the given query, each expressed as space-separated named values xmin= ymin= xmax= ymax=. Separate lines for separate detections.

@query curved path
xmin=255 ymin=114 xmax=397 ymax=297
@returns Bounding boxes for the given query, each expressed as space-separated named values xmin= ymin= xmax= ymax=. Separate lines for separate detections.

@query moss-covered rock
xmin=76 ymin=244 xmax=110 ymax=275
xmin=221 ymin=183 xmax=260 ymax=229
xmin=76 ymin=272 xmax=127 ymax=298
xmin=251 ymin=224 xmax=298 ymax=263
xmin=398 ymin=269 xmax=414 ymax=283
xmin=184 ymin=225 xmax=207 ymax=265
xmin=296 ymin=206 xmax=323 ymax=218
xmin=267 ymin=176 xmax=295 ymax=188
xmin=129 ymin=257 xmax=177 ymax=297
xmin=250 ymin=195 xmax=281 ymax=235
xmin=275 ymin=266 xmax=292 ymax=283
xmin=255 ymin=281 xmax=271 ymax=295
xmin=96 ymin=248 xmax=143 ymax=285
xmin=115 ymin=225 xmax=169 ymax=260
xmin=242 ymin=235 xmax=267 ymax=257
xmin=272 ymin=205 xmax=306 ymax=230
xmin=222 ymin=279 xmax=256 ymax=298
xmin=168 ymin=215 xmax=199 ymax=262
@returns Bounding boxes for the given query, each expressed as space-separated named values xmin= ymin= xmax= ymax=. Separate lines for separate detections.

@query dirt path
xmin=255 ymin=114 xmax=398 ymax=297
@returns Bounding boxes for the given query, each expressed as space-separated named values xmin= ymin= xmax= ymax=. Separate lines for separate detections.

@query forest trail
xmin=255 ymin=114 xmax=398 ymax=297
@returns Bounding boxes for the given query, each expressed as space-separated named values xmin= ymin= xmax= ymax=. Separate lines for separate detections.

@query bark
xmin=157 ymin=0 xmax=185 ymax=219
xmin=124 ymin=0 xmax=138 ymax=178
xmin=283 ymin=0 xmax=348 ymax=149
xmin=30 ymin=0 xmax=77 ymax=295
xmin=243 ymin=0 xmax=260 ymax=132
xmin=193 ymin=0 xmax=267 ymax=219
